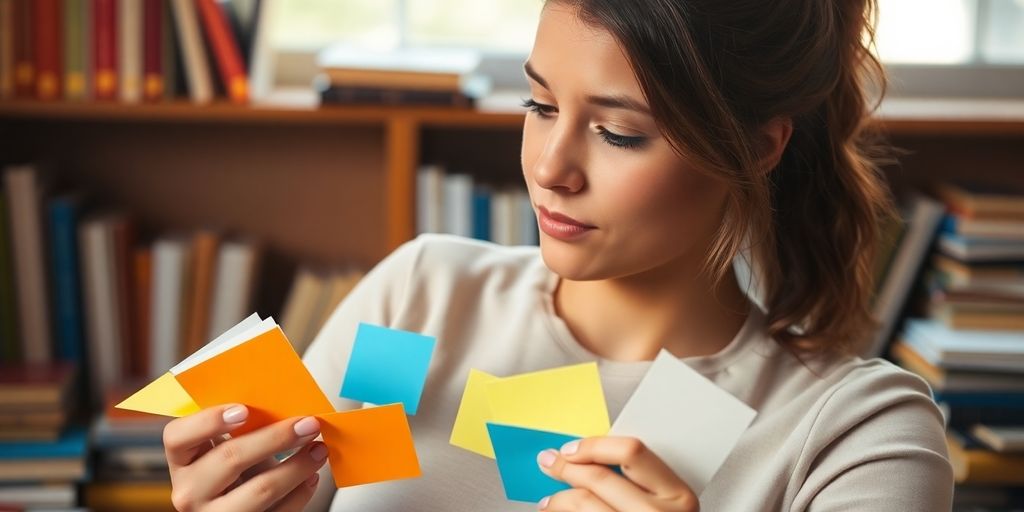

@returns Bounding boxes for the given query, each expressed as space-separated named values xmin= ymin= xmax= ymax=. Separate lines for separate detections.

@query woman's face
xmin=522 ymin=4 xmax=732 ymax=282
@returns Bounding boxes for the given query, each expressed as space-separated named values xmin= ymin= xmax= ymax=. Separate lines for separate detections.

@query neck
xmin=553 ymin=257 xmax=751 ymax=362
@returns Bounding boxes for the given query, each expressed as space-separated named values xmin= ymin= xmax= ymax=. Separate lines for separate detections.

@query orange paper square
xmin=317 ymin=404 xmax=422 ymax=487
xmin=175 ymin=327 xmax=334 ymax=435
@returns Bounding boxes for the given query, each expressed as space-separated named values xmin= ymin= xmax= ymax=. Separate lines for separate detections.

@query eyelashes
xmin=520 ymin=98 xmax=648 ymax=150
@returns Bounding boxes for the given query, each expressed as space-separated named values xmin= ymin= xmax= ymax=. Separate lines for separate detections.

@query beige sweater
xmin=302 ymin=234 xmax=953 ymax=511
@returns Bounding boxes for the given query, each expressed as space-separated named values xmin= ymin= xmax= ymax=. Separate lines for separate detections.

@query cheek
xmin=520 ymin=119 xmax=543 ymax=180
xmin=608 ymin=161 xmax=728 ymax=236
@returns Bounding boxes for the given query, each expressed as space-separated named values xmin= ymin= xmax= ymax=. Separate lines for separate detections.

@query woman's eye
xmin=520 ymin=98 xmax=556 ymax=117
xmin=597 ymin=127 xmax=647 ymax=150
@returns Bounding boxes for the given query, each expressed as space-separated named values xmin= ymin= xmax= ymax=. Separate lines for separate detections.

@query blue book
xmin=472 ymin=186 xmax=492 ymax=242
xmin=933 ymin=390 xmax=1024 ymax=409
xmin=0 ymin=426 xmax=88 ymax=460
xmin=48 ymin=195 xmax=85 ymax=363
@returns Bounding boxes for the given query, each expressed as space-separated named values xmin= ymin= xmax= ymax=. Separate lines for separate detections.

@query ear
xmin=757 ymin=117 xmax=793 ymax=173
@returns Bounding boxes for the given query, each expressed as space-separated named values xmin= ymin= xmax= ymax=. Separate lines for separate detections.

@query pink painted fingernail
xmin=310 ymin=443 xmax=328 ymax=462
xmin=560 ymin=440 xmax=579 ymax=455
xmin=538 ymin=496 xmax=550 ymax=509
xmin=305 ymin=473 xmax=320 ymax=488
xmin=222 ymin=405 xmax=248 ymax=424
xmin=537 ymin=449 xmax=557 ymax=468
xmin=293 ymin=417 xmax=320 ymax=437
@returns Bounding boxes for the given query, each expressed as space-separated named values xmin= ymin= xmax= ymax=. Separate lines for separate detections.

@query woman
xmin=161 ymin=0 xmax=954 ymax=510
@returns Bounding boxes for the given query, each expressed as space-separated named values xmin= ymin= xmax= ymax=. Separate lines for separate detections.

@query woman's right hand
xmin=163 ymin=404 xmax=329 ymax=511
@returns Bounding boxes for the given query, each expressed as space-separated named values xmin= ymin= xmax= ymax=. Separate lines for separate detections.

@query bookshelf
xmin=2 ymin=99 xmax=1023 ymax=310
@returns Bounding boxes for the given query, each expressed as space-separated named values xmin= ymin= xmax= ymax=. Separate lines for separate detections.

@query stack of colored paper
xmin=117 ymin=314 xmax=436 ymax=488
xmin=449 ymin=352 xmax=758 ymax=503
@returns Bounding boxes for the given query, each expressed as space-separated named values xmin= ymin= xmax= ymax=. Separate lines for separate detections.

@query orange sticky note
xmin=175 ymin=326 xmax=334 ymax=436
xmin=317 ymin=404 xmax=421 ymax=488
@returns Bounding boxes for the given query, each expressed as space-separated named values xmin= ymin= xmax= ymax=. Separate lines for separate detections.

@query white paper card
xmin=609 ymin=350 xmax=757 ymax=495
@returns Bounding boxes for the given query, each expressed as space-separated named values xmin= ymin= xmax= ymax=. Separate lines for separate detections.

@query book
xmin=205 ymin=238 xmax=259 ymax=340
xmin=4 ymin=166 xmax=54 ymax=364
xmin=142 ymin=0 xmax=163 ymax=101
xmin=0 ymin=482 xmax=76 ymax=509
xmin=864 ymin=193 xmax=946 ymax=358
xmin=63 ymin=0 xmax=90 ymax=100
xmin=48 ymin=194 xmax=85 ymax=363
xmin=118 ymin=0 xmax=142 ymax=103
xmin=971 ymin=424 xmax=1024 ymax=453
xmin=33 ymin=0 xmax=62 ymax=100
xmin=941 ymin=212 xmax=1024 ymax=241
xmin=443 ymin=173 xmax=474 ymax=238
xmin=935 ymin=181 xmax=1024 ymax=220
xmin=195 ymin=0 xmax=248 ymax=103
xmin=92 ymin=0 xmax=117 ymax=100
xmin=0 ymin=425 xmax=87 ymax=459
xmin=111 ymin=216 xmax=138 ymax=379
xmin=13 ymin=0 xmax=34 ymax=98
xmin=491 ymin=188 xmax=518 ymax=246
xmin=0 ymin=362 xmax=75 ymax=408
xmin=317 ymin=83 xmax=476 ymax=108
xmin=169 ymin=0 xmax=213 ymax=103
xmin=472 ymin=185 xmax=492 ymax=242
xmin=79 ymin=215 xmax=124 ymax=400
xmin=416 ymin=164 xmax=445 ymax=235
xmin=902 ymin=319 xmax=1024 ymax=373
xmin=314 ymin=270 xmax=362 ymax=331
xmin=316 ymin=44 xmax=490 ymax=98
xmin=891 ymin=340 xmax=1024 ymax=392
xmin=84 ymin=481 xmax=173 ymax=511
xmin=939 ymin=233 xmax=1024 ymax=263
xmin=930 ymin=254 xmax=1024 ymax=299
xmin=149 ymin=236 xmax=189 ymax=378
xmin=947 ymin=430 xmax=1024 ymax=485
xmin=182 ymin=230 xmax=219 ymax=356
xmin=0 ymin=0 xmax=13 ymax=98
xmin=279 ymin=266 xmax=330 ymax=353
xmin=132 ymin=246 xmax=153 ymax=380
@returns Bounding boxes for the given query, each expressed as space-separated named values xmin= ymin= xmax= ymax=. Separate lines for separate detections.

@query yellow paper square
xmin=449 ymin=369 xmax=499 ymax=458
xmin=485 ymin=362 xmax=609 ymax=438
xmin=115 ymin=372 xmax=201 ymax=418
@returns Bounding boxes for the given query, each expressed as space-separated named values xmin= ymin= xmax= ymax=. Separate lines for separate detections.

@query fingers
xmin=164 ymin=404 xmax=250 ymax=468
xmin=558 ymin=437 xmax=696 ymax=502
xmin=180 ymin=416 xmax=323 ymax=501
xmin=539 ymin=449 xmax=658 ymax=511
xmin=541 ymin=488 xmax=616 ymax=512
xmin=267 ymin=473 xmax=320 ymax=512
xmin=212 ymin=441 xmax=329 ymax=511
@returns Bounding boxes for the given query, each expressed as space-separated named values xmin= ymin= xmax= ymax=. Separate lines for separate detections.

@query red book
xmin=194 ymin=0 xmax=247 ymax=103
xmin=13 ymin=0 xmax=34 ymax=97
xmin=33 ymin=0 xmax=62 ymax=100
xmin=111 ymin=218 xmax=137 ymax=380
xmin=142 ymin=0 xmax=163 ymax=102
xmin=92 ymin=0 xmax=118 ymax=100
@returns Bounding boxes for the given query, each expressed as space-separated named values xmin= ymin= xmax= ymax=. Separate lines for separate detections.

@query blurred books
xmin=889 ymin=180 xmax=1024 ymax=504
xmin=315 ymin=44 xmax=492 ymax=108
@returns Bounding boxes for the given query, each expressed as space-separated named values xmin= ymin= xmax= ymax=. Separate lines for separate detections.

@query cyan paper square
xmin=486 ymin=422 xmax=578 ymax=503
xmin=339 ymin=323 xmax=436 ymax=415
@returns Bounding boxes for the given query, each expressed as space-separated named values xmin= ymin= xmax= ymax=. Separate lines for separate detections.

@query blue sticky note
xmin=486 ymin=422 xmax=578 ymax=503
xmin=340 ymin=323 xmax=436 ymax=415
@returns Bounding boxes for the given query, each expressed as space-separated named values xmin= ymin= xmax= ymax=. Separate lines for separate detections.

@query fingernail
xmin=537 ymin=449 xmax=557 ymax=468
xmin=560 ymin=440 xmax=579 ymax=456
xmin=293 ymin=417 xmax=320 ymax=437
xmin=222 ymin=405 xmax=248 ymax=424
xmin=305 ymin=473 xmax=319 ymax=488
xmin=538 ymin=496 xmax=550 ymax=509
xmin=310 ymin=443 xmax=328 ymax=462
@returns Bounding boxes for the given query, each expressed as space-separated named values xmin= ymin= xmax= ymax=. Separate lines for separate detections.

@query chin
xmin=537 ymin=237 xmax=609 ymax=282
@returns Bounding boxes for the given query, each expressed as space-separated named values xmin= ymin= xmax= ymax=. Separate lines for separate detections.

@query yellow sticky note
xmin=486 ymin=362 xmax=609 ymax=438
xmin=116 ymin=372 xmax=201 ymax=418
xmin=449 ymin=369 xmax=500 ymax=458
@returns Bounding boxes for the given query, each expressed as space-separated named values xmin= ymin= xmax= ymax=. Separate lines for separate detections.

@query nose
xmin=531 ymin=119 xmax=586 ymax=194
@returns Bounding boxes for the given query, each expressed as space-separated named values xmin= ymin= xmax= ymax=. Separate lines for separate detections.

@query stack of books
xmin=315 ymin=44 xmax=492 ymax=108
xmin=0 ymin=0 xmax=266 ymax=104
xmin=0 ymin=363 xmax=85 ymax=509
xmin=416 ymin=164 xmax=538 ymax=246
xmin=889 ymin=181 xmax=1024 ymax=506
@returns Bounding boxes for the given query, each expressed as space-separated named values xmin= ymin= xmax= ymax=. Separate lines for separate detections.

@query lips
xmin=538 ymin=207 xmax=595 ymax=229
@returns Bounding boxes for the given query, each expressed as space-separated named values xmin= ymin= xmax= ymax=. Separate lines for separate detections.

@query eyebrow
xmin=523 ymin=61 xmax=651 ymax=115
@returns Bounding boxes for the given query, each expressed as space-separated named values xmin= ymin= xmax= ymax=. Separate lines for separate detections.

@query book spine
xmin=112 ymin=218 xmax=137 ymax=378
xmin=63 ymin=0 xmax=90 ymax=100
xmin=0 ymin=0 xmax=15 ymax=98
xmin=91 ymin=0 xmax=117 ymax=100
xmin=142 ymin=0 xmax=162 ymax=101
xmin=13 ymin=0 xmax=34 ymax=97
xmin=33 ymin=0 xmax=63 ymax=100
xmin=78 ymin=218 xmax=122 ymax=402
xmin=182 ymin=231 xmax=217 ymax=355
xmin=3 ymin=167 xmax=53 ymax=364
xmin=194 ymin=0 xmax=247 ymax=103
xmin=117 ymin=0 xmax=142 ymax=103
xmin=0 ymin=195 xmax=19 ymax=362
xmin=132 ymin=246 xmax=152 ymax=378
xmin=471 ymin=187 xmax=491 ymax=242
xmin=48 ymin=198 xmax=85 ymax=363
xmin=168 ymin=0 xmax=212 ymax=103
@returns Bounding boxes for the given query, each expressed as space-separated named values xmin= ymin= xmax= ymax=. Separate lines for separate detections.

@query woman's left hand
xmin=537 ymin=436 xmax=700 ymax=512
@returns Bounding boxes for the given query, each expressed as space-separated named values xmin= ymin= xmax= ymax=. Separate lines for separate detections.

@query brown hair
xmin=552 ymin=0 xmax=897 ymax=355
